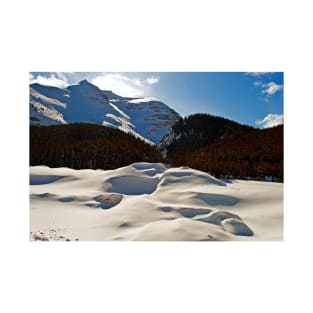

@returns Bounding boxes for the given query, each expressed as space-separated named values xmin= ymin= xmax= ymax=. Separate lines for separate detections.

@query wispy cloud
xmin=146 ymin=76 xmax=159 ymax=85
xmin=29 ymin=72 xmax=160 ymax=97
xmin=91 ymin=73 xmax=160 ymax=97
xmin=54 ymin=72 xmax=70 ymax=82
xmin=30 ymin=73 xmax=68 ymax=88
xmin=91 ymin=74 xmax=144 ymax=97
xmin=253 ymin=81 xmax=262 ymax=87
xmin=261 ymin=81 xmax=283 ymax=96
xmin=256 ymin=113 xmax=283 ymax=128
xmin=246 ymin=72 xmax=273 ymax=76
xmin=247 ymin=72 xmax=283 ymax=102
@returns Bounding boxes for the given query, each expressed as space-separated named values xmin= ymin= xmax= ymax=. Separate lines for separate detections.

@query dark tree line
xmin=30 ymin=123 xmax=164 ymax=170
xmin=167 ymin=114 xmax=255 ymax=152
xmin=165 ymin=114 xmax=283 ymax=181
xmin=30 ymin=115 xmax=284 ymax=181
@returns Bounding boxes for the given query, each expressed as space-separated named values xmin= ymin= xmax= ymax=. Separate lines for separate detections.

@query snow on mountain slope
xmin=30 ymin=80 xmax=180 ymax=144
xmin=29 ymin=163 xmax=283 ymax=241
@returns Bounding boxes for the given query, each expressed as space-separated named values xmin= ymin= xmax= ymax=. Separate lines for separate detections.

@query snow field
xmin=30 ymin=163 xmax=283 ymax=241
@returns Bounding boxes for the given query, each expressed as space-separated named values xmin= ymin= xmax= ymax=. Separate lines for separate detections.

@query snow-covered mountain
xmin=30 ymin=80 xmax=180 ymax=144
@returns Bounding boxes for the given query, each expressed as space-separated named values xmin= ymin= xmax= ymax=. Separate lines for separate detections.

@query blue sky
xmin=29 ymin=72 xmax=283 ymax=128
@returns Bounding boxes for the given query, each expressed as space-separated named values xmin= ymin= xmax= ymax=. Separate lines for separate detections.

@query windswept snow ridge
xmin=29 ymin=80 xmax=180 ymax=144
xmin=30 ymin=163 xmax=283 ymax=241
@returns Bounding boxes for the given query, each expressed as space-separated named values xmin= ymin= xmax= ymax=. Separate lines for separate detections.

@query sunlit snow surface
xmin=29 ymin=81 xmax=180 ymax=144
xmin=30 ymin=163 xmax=283 ymax=241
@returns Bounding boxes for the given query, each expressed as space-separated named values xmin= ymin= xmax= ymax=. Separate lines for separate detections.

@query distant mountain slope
xmin=160 ymin=114 xmax=283 ymax=180
xmin=160 ymin=113 xmax=255 ymax=151
xmin=30 ymin=80 xmax=180 ymax=144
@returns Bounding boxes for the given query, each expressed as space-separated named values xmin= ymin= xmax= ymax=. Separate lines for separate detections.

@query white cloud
xmin=30 ymin=73 xmax=68 ymax=88
xmin=91 ymin=73 xmax=159 ymax=97
xmin=246 ymin=72 xmax=273 ymax=76
xmin=253 ymin=81 xmax=262 ymax=87
xmin=256 ymin=113 xmax=284 ymax=128
xmin=146 ymin=76 xmax=159 ymax=85
xmin=29 ymin=72 xmax=160 ymax=97
xmin=262 ymin=81 xmax=283 ymax=96
xmin=54 ymin=72 xmax=69 ymax=81
xmin=91 ymin=74 xmax=144 ymax=97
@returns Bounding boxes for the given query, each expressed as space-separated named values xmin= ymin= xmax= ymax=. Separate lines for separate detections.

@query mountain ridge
xmin=160 ymin=113 xmax=283 ymax=180
xmin=29 ymin=80 xmax=181 ymax=144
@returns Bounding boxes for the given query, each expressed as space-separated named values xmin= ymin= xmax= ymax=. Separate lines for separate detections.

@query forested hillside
xmin=30 ymin=115 xmax=283 ymax=181
xmin=30 ymin=123 xmax=164 ymax=170
xmin=164 ymin=114 xmax=254 ymax=151
xmin=163 ymin=114 xmax=283 ymax=181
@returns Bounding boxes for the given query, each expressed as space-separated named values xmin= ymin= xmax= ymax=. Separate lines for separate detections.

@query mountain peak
xmin=70 ymin=79 xmax=101 ymax=92
xmin=29 ymin=82 xmax=181 ymax=144
xmin=78 ymin=79 xmax=92 ymax=86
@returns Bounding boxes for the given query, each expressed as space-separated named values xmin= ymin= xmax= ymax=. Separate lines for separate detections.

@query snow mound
xmin=196 ymin=210 xmax=242 ymax=225
xmin=30 ymin=174 xmax=67 ymax=185
xmin=94 ymin=193 xmax=123 ymax=209
xmin=177 ymin=207 xmax=212 ymax=218
xmin=221 ymin=218 xmax=254 ymax=236
xmin=159 ymin=167 xmax=226 ymax=187
xmin=107 ymin=175 xmax=159 ymax=195
xmin=131 ymin=218 xmax=234 ymax=241
xmin=30 ymin=162 xmax=283 ymax=241
xmin=131 ymin=162 xmax=166 ymax=172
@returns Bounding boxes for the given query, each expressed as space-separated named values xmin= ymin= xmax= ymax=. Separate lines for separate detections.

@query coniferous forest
xmin=30 ymin=123 xmax=164 ymax=170
xmin=30 ymin=114 xmax=283 ymax=181
xmin=165 ymin=114 xmax=283 ymax=181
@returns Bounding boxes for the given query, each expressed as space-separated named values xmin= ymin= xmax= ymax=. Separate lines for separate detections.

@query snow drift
xmin=30 ymin=163 xmax=283 ymax=241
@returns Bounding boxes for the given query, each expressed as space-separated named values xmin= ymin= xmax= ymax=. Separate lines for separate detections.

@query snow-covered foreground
xmin=30 ymin=163 xmax=283 ymax=241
